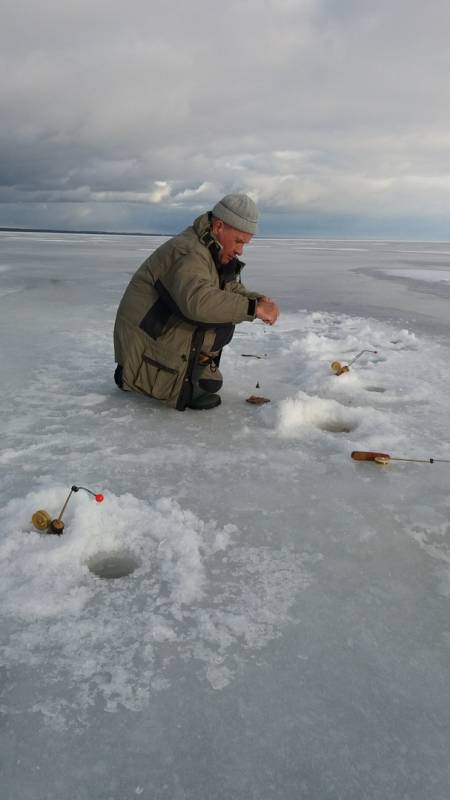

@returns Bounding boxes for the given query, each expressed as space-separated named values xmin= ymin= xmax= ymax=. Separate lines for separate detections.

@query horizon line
xmin=2 ymin=226 xmax=450 ymax=244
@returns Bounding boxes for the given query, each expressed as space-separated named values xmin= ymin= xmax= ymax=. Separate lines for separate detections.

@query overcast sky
xmin=1 ymin=0 xmax=450 ymax=237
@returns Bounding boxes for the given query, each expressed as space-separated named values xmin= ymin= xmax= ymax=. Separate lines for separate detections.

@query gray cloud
xmin=1 ymin=0 xmax=450 ymax=235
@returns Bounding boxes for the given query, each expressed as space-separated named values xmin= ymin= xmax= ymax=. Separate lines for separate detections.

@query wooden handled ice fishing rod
xmin=331 ymin=350 xmax=378 ymax=375
xmin=31 ymin=484 xmax=104 ymax=535
xmin=351 ymin=451 xmax=450 ymax=465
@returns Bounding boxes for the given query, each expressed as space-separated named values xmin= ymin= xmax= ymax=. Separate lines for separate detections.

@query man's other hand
xmin=255 ymin=298 xmax=279 ymax=325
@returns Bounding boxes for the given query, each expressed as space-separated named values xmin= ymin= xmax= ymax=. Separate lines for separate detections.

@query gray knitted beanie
xmin=212 ymin=193 xmax=258 ymax=234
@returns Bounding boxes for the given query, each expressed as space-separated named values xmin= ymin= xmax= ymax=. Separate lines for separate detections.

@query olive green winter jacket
xmin=113 ymin=213 xmax=263 ymax=409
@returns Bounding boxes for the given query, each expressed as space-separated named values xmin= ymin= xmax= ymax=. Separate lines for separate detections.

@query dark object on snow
xmin=246 ymin=395 xmax=270 ymax=405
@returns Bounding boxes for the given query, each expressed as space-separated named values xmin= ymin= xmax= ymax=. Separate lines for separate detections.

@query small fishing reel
xmin=31 ymin=485 xmax=104 ymax=536
xmin=31 ymin=510 xmax=65 ymax=535
xmin=330 ymin=361 xmax=350 ymax=376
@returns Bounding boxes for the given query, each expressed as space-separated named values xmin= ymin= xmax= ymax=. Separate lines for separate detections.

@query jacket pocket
xmin=135 ymin=353 xmax=179 ymax=401
xmin=139 ymin=298 xmax=171 ymax=340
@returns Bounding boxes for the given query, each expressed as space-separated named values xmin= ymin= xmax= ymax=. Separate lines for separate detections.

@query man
xmin=113 ymin=193 xmax=279 ymax=411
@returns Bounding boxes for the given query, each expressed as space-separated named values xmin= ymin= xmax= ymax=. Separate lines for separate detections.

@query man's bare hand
xmin=255 ymin=298 xmax=279 ymax=325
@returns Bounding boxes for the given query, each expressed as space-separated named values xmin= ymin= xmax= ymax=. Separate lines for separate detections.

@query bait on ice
xmin=32 ymin=485 xmax=104 ymax=535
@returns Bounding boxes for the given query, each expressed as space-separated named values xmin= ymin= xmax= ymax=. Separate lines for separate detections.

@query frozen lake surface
xmin=1 ymin=232 xmax=450 ymax=799
xmin=384 ymin=267 xmax=450 ymax=283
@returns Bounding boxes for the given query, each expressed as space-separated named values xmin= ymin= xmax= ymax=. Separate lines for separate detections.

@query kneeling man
xmin=113 ymin=193 xmax=279 ymax=410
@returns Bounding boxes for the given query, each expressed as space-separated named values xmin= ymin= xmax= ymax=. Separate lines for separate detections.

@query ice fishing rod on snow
xmin=32 ymin=485 xmax=104 ymax=535
xmin=351 ymin=451 xmax=450 ymax=466
xmin=331 ymin=350 xmax=378 ymax=376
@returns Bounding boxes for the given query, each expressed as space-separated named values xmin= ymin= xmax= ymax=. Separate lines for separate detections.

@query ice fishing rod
xmin=32 ymin=484 xmax=104 ymax=535
xmin=331 ymin=350 xmax=378 ymax=376
xmin=351 ymin=451 xmax=450 ymax=466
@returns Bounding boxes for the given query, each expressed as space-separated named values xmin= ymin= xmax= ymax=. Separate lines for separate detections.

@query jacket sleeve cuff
xmin=247 ymin=298 xmax=257 ymax=318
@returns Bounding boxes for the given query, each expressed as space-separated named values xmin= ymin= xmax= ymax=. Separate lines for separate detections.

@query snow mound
xmin=1 ymin=488 xmax=314 ymax=725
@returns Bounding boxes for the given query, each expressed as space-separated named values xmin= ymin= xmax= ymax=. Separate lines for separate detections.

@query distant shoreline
xmin=0 ymin=226 xmax=172 ymax=237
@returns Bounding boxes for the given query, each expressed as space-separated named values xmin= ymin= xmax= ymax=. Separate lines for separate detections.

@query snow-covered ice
xmin=1 ymin=232 xmax=450 ymax=799
xmin=385 ymin=267 xmax=450 ymax=283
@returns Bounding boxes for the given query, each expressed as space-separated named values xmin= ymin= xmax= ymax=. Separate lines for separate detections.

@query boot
xmin=187 ymin=393 xmax=222 ymax=410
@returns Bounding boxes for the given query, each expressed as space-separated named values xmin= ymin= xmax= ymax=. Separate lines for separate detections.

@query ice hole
xmin=87 ymin=551 xmax=139 ymax=580
xmin=316 ymin=419 xmax=358 ymax=434
xmin=365 ymin=386 xmax=386 ymax=393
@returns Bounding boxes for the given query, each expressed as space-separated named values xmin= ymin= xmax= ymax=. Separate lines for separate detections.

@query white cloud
xmin=1 ymin=0 xmax=450 ymax=233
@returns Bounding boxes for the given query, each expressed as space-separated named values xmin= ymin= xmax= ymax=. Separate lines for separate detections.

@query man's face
xmin=211 ymin=219 xmax=253 ymax=264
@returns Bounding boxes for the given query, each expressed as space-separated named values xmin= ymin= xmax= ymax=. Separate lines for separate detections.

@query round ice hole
xmin=364 ymin=386 xmax=386 ymax=394
xmin=87 ymin=551 xmax=139 ymax=580
xmin=365 ymin=386 xmax=386 ymax=393
xmin=316 ymin=420 xmax=357 ymax=433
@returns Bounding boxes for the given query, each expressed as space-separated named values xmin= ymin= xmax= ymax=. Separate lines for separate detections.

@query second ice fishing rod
xmin=351 ymin=451 xmax=450 ymax=466
xmin=331 ymin=349 xmax=378 ymax=375
xmin=32 ymin=484 xmax=104 ymax=535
